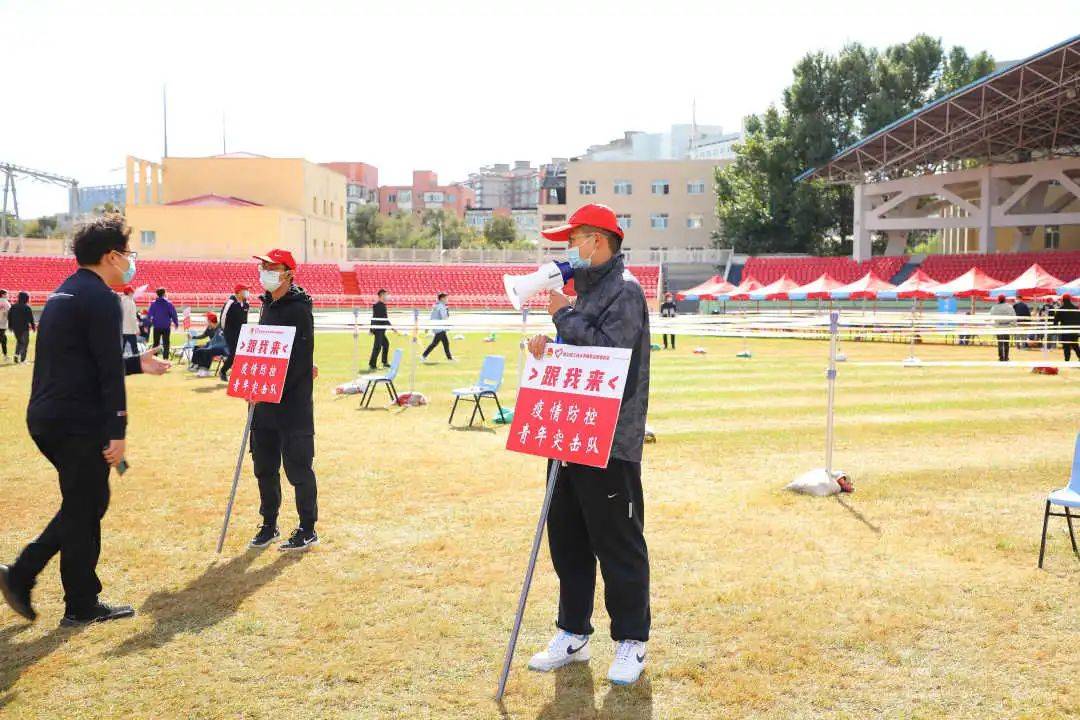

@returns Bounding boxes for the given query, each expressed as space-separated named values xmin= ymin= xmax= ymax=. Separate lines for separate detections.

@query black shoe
xmin=250 ymin=524 xmax=280 ymax=548
xmin=0 ymin=564 xmax=36 ymax=622
xmin=218 ymin=370 xmax=228 ymax=382
xmin=60 ymin=601 xmax=134 ymax=628
xmin=381 ymin=363 xmax=391 ymax=369
xmin=279 ymin=527 xmax=318 ymax=552
xmin=367 ymin=365 xmax=377 ymax=372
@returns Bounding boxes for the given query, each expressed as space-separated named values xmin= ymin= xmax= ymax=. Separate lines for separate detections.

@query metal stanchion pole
xmin=495 ymin=460 xmax=560 ymax=702
xmin=352 ymin=307 xmax=360 ymax=376
xmin=825 ymin=311 xmax=838 ymax=476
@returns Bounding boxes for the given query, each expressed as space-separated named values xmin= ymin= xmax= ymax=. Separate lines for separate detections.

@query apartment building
xmin=378 ymin=170 xmax=474 ymax=218
xmin=538 ymin=158 xmax=729 ymax=252
xmin=321 ymin=161 xmax=379 ymax=215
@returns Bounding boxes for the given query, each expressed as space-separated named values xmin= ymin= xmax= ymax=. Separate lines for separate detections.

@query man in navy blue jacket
xmin=0 ymin=215 xmax=170 ymax=627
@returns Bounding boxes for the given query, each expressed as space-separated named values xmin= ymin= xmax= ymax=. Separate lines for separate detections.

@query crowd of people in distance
xmin=987 ymin=294 xmax=1080 ymax=362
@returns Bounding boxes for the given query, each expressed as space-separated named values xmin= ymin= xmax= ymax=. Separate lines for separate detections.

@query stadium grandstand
xmin=0 ymin=254 xmax=662 ymax=310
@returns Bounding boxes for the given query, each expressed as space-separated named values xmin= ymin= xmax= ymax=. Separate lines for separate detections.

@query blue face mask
xmin=567 ymin=237 xmax=595 ymax=269
xmin=121 ymin=254 xmax=136 ymax=284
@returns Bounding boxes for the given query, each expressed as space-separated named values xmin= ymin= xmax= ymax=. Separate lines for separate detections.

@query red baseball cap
xmin=540 ymin=203 xmax=624 ymax=242
xmin=206 ymin=312 xmax=218 ymax=324
xmin=234 ymin=284 xmax=250 ymax=294
xmin=252 ymin=249 xmax=297 ymax=270
xmin=122 ymin=285 xmax=134 ymax=294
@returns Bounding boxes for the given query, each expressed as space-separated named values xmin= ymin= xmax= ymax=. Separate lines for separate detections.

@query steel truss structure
xmin=799 ymin=34 xmax=1080 ymax=185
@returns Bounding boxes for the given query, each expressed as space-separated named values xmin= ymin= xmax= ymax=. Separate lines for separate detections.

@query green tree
xmin=348 ymin=204 xmax=382 ymax=247
xmin=0 ymin=213 xmax=20 ymax=236
xmin=375 ymin=211 xmax=430 ymax=248
xmin=483 ymin=215 xmax=520 ymax=248
xmin=419 ymin=209 xmax=483 ymax=249
xmin=24 ymin=216 xmax=57 ymax=239
xmin=715 ymin=35 xmax=993 ymax=255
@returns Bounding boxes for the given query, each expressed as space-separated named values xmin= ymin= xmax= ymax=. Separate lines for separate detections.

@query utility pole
xmin=162 ymin=84 xmax=169 ymax=158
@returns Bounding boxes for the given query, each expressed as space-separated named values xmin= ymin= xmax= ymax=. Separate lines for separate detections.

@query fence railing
xmin=346 ymin=246 xmax=730 ymax=265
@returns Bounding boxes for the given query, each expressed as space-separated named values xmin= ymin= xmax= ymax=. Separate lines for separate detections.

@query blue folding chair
xmin=1039 ymin=432 xmax=1080 ymax=568
xmin=448 ymin=355 xmax=505 ymax=426
xmin=359 ymin=348 xmax=403 ymax=408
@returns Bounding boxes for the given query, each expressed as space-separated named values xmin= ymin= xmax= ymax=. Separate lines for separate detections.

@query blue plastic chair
xmin=448 ymin=355 xmax=505 ymax=426
xmin=1039 ymin=432 xmax=1080 ymax=568
xmin=359 ymin=348 xmax=403 ymax=408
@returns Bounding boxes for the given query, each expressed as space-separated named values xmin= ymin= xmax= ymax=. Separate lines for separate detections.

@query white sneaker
xmin=196 ymin=369 xmax=211 ymax=378
xmin=527 ymin=630 xmax=591 ymax=672
xmin=607 ymin=640 xmax=646 ymax=685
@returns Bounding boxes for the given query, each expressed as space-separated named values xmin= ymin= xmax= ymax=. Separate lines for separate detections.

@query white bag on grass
xmin=785 ymin=469 xmax=844 ymax=497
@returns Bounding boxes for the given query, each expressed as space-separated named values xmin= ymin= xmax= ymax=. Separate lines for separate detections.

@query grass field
xmin=1 ymin=328 xmax=1078 ymax=719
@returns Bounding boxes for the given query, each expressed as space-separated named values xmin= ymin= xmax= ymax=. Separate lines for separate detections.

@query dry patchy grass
xmin=0 ymin=330 xmax=1078 ymax=719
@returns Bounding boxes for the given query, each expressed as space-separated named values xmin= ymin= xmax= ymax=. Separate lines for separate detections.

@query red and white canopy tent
xmin=675 ymin=275 xmax=735 ymax=301
xmin=932 ymin=267 xmax=1005 ymax=298
xmin=829 ymin=272 xmax=897 ymax=300
xmin=748 ymin=275 xmax=803 ymax=301
xmin=988 ymin=263 xmax=1066 ymax=298
xmin=723 ymin=277 xmax=766 ymax=301
xmin=784 ymin=273 xmax=845 ymax=301
xmin=884 ymin=269 xmax=942 ymax=299
xmin=1058 ymin=277 xmax=1080 ymax=295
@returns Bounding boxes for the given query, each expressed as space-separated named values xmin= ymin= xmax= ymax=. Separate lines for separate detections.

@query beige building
xmin=125 ymin=154 xmax=347 ymax=263
xmin=538 ymin=158 xmax=729 ymax=252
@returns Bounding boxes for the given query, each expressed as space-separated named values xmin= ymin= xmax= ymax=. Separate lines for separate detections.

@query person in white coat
xmin=120 ymin=286 xmax=139 ymax=356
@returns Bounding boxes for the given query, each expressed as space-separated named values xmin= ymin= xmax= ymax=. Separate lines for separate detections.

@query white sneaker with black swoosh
xmin=607 ymin=640 xmax=646 ymax=685
xmin=527 ymin=630 xmax=591 ymax=672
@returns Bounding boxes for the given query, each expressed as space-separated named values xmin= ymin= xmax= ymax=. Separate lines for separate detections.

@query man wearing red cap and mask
xmin=248 ymin=249 xmax=320 ymax=552
xmin=525 ymin=203 xmax=651 ymax=686
xmin=219 ymin=284 xmax=251 ymax=382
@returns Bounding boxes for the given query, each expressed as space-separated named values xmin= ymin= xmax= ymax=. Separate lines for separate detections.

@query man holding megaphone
xmin=522 ymin=203 xmax=652 ymax=686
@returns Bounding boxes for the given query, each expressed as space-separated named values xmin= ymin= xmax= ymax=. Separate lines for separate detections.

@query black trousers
xmin=0 ymin=328 xmax=7 ymax=356
xmin=369 ymin=329 xmax=389 ymax=367
xmin=547 ymin=459 xmax=650 ymax=641
xmin=152 ymin=327 xmax=171 ymax=358
xmin=14 ymin=330 xmax=30 ymax=362
xmin=1063 ymin=341 xmax=1080 ymax=362
xmin=662 ymin=334 xmax=675 ymax=349
xmin=251 ymin=427 xmax=318 ymax=531
xmin=122 ymin=333 xmax=138 ymax=355
xmin=221 ymin=339 xmax=239 ymax=377
xmin=192 ymin=347 xmax=224 ymax=369
xmin=422 ymin=331 xmax=452 ymax=359
xmin=997 ymin=337 xmax=1010 ymax=361
xmin=10 ymin=432 xmax=110 ymax=614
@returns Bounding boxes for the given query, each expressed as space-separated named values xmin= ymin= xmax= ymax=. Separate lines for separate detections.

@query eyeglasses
xmin=116 ymin=250 xmax=138 ymax=262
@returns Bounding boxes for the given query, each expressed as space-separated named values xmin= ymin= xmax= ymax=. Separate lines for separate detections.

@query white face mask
xmin=259 ymin=269 xmax=283 ymax=293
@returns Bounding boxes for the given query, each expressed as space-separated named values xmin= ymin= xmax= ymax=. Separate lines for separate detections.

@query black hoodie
xmin=253 ymin=285 xmax=315 ymax=433
xmin=8 ymin=292 xmax=36 ymax=334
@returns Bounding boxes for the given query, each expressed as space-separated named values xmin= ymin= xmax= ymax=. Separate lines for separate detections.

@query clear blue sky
xmin=1 ymin=0 xmax=1075 ymax=217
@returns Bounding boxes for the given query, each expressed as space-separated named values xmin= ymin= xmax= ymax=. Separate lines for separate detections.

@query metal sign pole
xmin=495 ymin=460 xmax=561 ymax=702
xmin=216 ymin=402 xmax=256 ymax=553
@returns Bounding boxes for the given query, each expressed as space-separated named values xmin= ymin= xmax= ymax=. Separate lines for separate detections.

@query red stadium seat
xmin=0 ymin=256 xmax=661 ymax=311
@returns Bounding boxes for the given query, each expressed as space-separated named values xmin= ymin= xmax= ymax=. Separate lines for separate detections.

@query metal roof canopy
xmin=798 ymin=34 xmax=1080 ymax=184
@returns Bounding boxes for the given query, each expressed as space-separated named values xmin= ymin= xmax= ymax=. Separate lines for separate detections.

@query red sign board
xmin=506 ymin=344 xmax=632 ymax=468
xmin=226 ymin=324 xmax=297 ymax=404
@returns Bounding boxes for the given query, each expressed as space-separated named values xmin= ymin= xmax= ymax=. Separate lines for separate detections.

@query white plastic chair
xmin=359 ymin=348 xmax=402 ymax=408
xmin=1038 ymin=432 xmax=1080 ymax=568
xmin=448 ymin=355 xmax=505 ymax=426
